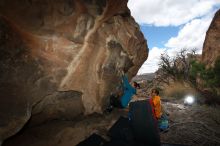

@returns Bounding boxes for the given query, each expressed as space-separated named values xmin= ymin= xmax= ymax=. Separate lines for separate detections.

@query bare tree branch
xmin=155 ymin=49 xmax=198 ymax=86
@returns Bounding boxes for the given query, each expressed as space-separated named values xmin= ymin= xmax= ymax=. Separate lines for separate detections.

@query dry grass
xmin=161 ymin=82 xmax=199 ymax=99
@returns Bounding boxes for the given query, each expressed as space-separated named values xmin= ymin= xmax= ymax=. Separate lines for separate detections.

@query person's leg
xmin=110 ymin=95 xmax=123 ymax=108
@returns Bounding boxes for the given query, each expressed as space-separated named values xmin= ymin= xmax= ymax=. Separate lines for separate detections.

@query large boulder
xmin=202 ymin=9 xmax=220 ymax=68
xmin=0 ymin=0 xmax=148 ymax=142
xmin=200 ymin=9 xmax=220 ymax=96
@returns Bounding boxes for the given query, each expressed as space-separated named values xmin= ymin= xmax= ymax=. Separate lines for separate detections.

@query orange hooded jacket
xmin=150 ymin=95 xmax=162 ymax=119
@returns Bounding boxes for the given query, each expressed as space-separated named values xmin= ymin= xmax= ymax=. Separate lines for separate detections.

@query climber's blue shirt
xmin=120 ymin=75 xmax=136 ymax=108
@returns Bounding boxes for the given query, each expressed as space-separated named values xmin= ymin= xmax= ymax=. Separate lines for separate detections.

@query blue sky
xmin=140 ymin=26 xmax=179 ymax=48
xmin=128 ymin=0 xmax=220 ymax=74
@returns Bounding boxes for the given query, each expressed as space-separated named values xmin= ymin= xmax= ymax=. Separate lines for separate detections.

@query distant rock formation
xmin=0 ymin=0 xmax=148 ymax=142
xmin=202 ymin=9 xmax=220 ymax=68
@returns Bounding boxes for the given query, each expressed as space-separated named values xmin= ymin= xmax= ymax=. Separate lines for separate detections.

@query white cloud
xmin=128 ymin=0 xmax=220 ymax=26
xmin=137 ymin=47 xmax=166 ymax=74
xmin=165 ymin=15 xmax=213 ymax=52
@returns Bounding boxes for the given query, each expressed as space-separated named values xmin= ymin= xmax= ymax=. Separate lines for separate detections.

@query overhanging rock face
xmin=0 ymin=0 xmax=148 ymax=141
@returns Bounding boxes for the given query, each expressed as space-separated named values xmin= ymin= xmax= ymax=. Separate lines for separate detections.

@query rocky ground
xmin=3 ymin=96 xmax=220 ymax=146
xmin=160 ymin=101 xmax=220 ymax=146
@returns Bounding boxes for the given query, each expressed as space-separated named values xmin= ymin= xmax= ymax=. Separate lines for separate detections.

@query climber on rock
xmin=105 ymin=71 xmax=137 ymax=112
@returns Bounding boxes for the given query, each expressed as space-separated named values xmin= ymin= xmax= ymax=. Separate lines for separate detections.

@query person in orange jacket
xmin=150 ymin=89 xmax=169 ymax=131
xmin=150 ymin=88 xmax=162 ymax=120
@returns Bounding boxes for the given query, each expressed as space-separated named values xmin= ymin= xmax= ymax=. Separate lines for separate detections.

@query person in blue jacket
xmin=120 ymin=75 xmax=137 ymax=108
xmin=108 ymin=74 xmax=137 ymax=109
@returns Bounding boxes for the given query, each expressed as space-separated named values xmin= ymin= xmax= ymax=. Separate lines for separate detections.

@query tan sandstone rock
xmin=202 ymin=9 xmax=220 ymax=68
xmin=0 ymin=0 xmax=148 ymax=142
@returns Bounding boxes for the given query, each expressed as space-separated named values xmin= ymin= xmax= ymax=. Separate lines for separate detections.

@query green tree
xmin=190 ymin=56 xmax=220 ymax=88
xmin=212 ymin=57 xmax=220 ymax=87
xmin=189 ymin=60 xmax=206 ymax=86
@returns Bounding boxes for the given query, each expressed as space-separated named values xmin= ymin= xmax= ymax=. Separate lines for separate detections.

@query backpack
xmin=158 ymin=114 xmax=169 ymax=131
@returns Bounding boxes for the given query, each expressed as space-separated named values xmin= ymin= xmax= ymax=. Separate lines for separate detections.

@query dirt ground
xmin=3 ymin=98 xmax=220 ymax=146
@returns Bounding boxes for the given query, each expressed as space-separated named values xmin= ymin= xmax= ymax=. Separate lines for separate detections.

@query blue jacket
xmin=120 ymin=75 xmax=136 ymax=108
